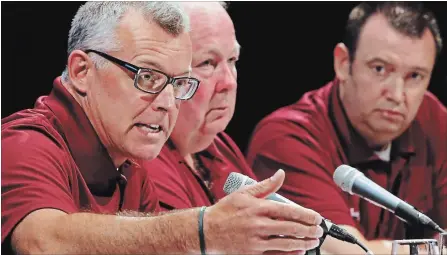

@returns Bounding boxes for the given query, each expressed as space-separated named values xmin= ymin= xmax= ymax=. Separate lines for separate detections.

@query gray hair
xmin=61 ymin=1 xmax=190 ymax=83
xmin=219 ymin=1 xmax=228 ymax=10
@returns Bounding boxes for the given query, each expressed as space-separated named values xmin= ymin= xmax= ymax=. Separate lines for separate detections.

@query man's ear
xmin=67 ymin=50 xmax=93 ymax=94
xmin=333 ymin=43 xmax=351 ymax=82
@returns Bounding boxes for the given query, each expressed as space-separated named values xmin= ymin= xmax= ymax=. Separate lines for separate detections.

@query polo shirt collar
xmin=40 ymin=77 xmax=122 ymax=195
xmin=165 ymin=137 xmax=225 ymax=163
xmin=328 ymin=78 xmax=415 ymax=165
xmin=165 ymin=135 xmax=231 ymax=201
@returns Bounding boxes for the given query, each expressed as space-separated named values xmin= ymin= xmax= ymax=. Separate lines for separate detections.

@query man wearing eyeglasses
xmin=2 ymin=2 xmax=324 ymax=254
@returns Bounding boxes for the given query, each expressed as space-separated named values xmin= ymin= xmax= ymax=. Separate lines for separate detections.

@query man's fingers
xmin=238 ymin=169 xmax=285 ymax=199
xmin=254 ymin=218 xmax=324 ymax=239
xmin=259 ymin=236 xmax=320 ymax=252
xmin=256 ymin=200 xmax=323 ymax=226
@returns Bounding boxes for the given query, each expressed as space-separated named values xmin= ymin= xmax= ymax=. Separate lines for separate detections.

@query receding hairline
xmin=358 ymin=12 xmax=438 ymax=56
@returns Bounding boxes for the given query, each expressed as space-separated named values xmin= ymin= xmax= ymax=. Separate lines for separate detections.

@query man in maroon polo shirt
xmin=141 ymin=2 xmax=258 ymax=210
xmin=2 ymin=2 xmax=325 ymax=254
xmin=247 ymin=2 xmax=446 ymax=255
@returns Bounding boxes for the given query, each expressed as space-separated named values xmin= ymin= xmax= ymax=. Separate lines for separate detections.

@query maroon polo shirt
xmin=247 ymin=79 xmax=447 ymax=240
xmin=1 ymin=77 xmax=159 ymax=251
xmin=141 ymin=132 xmax=258 ymax=210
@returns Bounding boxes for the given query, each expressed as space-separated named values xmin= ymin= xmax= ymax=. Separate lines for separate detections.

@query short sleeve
xmin=2 ymin=124 xmax=78 ymax=244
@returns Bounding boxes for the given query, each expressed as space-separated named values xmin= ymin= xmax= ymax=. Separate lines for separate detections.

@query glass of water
xmin=438 ymin=233 xmax=447 ymax=255
xmin=391 ymin=239 xmax=439 ymax=255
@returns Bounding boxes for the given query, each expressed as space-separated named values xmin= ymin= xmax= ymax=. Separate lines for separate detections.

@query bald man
xmin=140 ymin=2 xmax=257 ymax=210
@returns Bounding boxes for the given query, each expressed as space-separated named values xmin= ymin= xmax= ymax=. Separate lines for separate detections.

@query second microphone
xmin=223 ymin=171 xmax=360 ymax=246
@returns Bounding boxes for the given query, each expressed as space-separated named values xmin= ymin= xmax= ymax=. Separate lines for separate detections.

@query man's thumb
xmin=239 ymin=169 xmax=285 ymax=198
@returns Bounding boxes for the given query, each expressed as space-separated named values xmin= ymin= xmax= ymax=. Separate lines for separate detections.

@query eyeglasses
xmin=85 ymin=49 xmax=200 ymax=100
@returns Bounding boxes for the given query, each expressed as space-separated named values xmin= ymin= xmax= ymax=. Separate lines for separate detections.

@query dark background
xmin=2 ymin=2 xmax=447 ymax=154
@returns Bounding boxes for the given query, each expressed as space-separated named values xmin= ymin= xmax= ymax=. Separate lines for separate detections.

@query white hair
xmin=61 ymin=1 xmax=190 ymax=83
xmin=219 ymin=1 xmax=228 ymax=10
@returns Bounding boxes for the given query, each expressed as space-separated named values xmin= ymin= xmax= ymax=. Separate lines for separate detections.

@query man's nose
xmin=385 ymin=77 xmax=405 ymax=105
xmin=151 ymin=84 xmax=176 ymax=112
xmin=215 ymin=63 xmax=237 ymax=93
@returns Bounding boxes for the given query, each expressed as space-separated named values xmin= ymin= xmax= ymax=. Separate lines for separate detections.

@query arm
xmin=2 ymin=123 xmax=324 ymax=254
xmin=420 ymin=93 xmax=447 ymax=235
xmin=433 ymin=145 xmax=447 ymax=236
xmin=434 ymin=114 xmax=447 ymax=233
xmin=434 ymin=157 xmax=447 ymax=234
xmin=13 ymin=170 xmax=326 ymax=254
xmin=11 ymin=208 xmax=202 ymax=254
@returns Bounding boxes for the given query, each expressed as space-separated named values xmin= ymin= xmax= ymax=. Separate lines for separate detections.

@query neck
xmin=370 ymin=142 xmax=391 ymax=152
xmin=338 ymin=81 xmax=393 ymax=152
xmin=171 ymin=131 xmax=213 ymax=158
xmin=109 ymin=152 xmax=128 ymax=169
xmin=64 ymin=81 xmax=127 ymax=169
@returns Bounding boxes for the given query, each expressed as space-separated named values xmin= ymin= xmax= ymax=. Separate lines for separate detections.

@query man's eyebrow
xmin=200 ymin=42 xmax=241 ymax=57
xmin=366 ymin=57 xmax=432 ymax=74
xmin=140 ymin=61 xmax=191 ymax=77
xmin=366 ymin=57 xmax=390 ymax=64
xmin=410 ymin=66 xmax=431 ymax=75
xmin=139 ymin=60 xmax=164 ymax=71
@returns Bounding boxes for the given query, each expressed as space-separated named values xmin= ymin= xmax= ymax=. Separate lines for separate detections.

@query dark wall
xmin=2 ymin=2 xmax=447 ymax=154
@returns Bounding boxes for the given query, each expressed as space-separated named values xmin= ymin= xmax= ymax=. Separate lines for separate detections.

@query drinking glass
xmin=391 ymin=239 xmax=439 ymax=255
xmin=438 ymin=233 xmax=447 ymax=255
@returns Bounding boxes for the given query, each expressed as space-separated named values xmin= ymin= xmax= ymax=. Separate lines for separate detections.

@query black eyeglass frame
xmin=85 ymin=49 xmax=200 ymax=100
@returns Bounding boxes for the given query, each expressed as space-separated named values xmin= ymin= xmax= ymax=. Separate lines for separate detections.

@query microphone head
xmin=333 ymin=165 xmax=364 ymax=194
xmin=223 ymin=172 xmax=256 ymax=195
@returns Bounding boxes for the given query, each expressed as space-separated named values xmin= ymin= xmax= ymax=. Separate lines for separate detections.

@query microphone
xmin=333 ymin=164 xmax=445 ymax=234
xmin=223 ymin=171 xmax=372 ymax=253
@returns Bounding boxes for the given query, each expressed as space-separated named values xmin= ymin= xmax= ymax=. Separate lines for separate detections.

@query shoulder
xmin=413 ymin=91 xmax=447 ymax=154
xmin=416 ymin=92 xmax=447 ymax=130
xmin=256 ymin=84 xmax=331 ymax=137
xmin=2 ymin=110 xmax=74 ymax=192
xmin=213 ymin=131 xmax=258 ymax=178
xmin=2 ymin=109 xmax=69 ymax=161
xmin=248 ymin=84 xmax=335 ymax=157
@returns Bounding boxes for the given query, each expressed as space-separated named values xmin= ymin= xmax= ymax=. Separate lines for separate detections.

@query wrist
xmin=198 ymin=206 xmax=207 ymax=255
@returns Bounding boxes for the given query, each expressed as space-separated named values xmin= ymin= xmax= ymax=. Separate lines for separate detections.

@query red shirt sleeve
xmin=248 ymin=119 xmax=357 ymax=228
xmin=1 ymin=124 xmax=78 ymax=243
xmin=436 ymin=157 xmax=447 ymax=230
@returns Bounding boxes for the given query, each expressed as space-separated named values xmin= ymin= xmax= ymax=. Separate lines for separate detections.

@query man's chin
xmin=203 ymin=121 xmax=228 ymax=136
xmin=371 ymin=127 xmax=407 ymax=144
xmin=129 ymin=146 xmax=164 ymax=161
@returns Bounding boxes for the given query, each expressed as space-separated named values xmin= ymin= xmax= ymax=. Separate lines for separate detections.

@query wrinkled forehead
xmin=187 ymin=3 xmax=235 ymax=36
xmin=188 ymin=6 xmax=239 ymax=55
